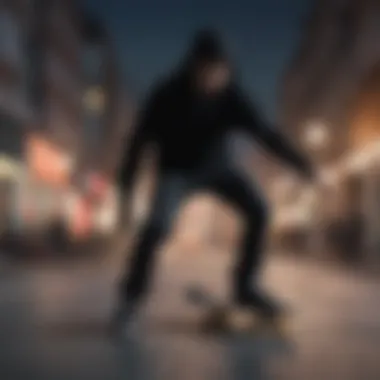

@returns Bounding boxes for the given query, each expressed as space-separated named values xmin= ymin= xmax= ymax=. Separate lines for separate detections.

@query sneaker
xmin=234 ymin=288 xmax=283 ymax=320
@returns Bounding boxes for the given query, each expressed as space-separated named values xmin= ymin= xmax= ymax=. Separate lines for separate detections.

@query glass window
xmin=0 ymin=10 xmax=23 ymax=69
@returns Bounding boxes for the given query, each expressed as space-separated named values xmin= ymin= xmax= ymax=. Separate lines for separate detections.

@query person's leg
xmin=119 ymin=173 xmax=189 ymax=305
xmin=210 ymin=169 xmax=281 ymax=317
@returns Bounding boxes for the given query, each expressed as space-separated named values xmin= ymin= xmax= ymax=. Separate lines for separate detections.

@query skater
xmin=114 ymin=29 xmax=314 ymax=332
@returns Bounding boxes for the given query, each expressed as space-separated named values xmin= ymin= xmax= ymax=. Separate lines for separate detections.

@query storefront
xmin=92 ymin=185 xmax=119 ymax=235
xmin=21 ymin=134 xmax=74 ymax=233
xmin=0 ymin=154 xmax=24 ymax=237
xmin=83 ymin=172 xmax=119 ymax=236
xmin=62 ymin=190 xmax=93 ymax=240
xmin=0 ymin=2 xmax=33 ymax=238
xmin=342 ymin=62 xmax=380 ymax=266
xmin=0 ymin=108 xmax=26 ymax=232
xmin=14 ymin=176 xmax=62 ymax=234
xmin=275 ymin=139 xmax=380 ymax=264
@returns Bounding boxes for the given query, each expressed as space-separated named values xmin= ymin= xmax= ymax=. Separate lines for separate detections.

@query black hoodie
xmin=119 ymin=30 xmax=311 ymax=190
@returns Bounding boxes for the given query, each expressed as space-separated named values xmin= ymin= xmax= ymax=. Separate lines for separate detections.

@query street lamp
xmin=83 ymin=86 xmax=106 ymax=114
xmin=303 ymin=120 xmax=330 ymax=152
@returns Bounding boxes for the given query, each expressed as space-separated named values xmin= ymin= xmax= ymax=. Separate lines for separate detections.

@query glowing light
xmin=304 ymin=120 xmax=330 ymax=150
xmin=83 ymin=86 xmax=106 ymax=113
xmin=26 ymin=136 xmax=73 ymax=187
xmin=345 ymin=139 xmax=380 ymax=172
xmin=0 ymin=155 xmax=21 ymax=179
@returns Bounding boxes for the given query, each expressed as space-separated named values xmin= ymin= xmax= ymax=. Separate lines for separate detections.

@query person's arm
xmin=118 ymin=89 xmax=160 ymax=193
xmin=230 ymin=87 xmax=313 ymax=178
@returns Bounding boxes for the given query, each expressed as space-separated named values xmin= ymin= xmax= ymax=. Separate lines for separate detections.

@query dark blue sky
xmin=83 ymin=0 xmax=312 ymax=120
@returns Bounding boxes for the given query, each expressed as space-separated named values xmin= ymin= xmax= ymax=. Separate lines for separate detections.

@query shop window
xmin=0 ymin=9 xmax=24 ymax=70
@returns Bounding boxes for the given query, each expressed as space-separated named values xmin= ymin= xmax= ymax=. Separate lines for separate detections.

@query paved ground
xmin=0 ymin=247 xmax=380 ymax=380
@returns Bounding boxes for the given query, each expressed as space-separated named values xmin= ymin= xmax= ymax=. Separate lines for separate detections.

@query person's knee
xmin=246 ymin=199 xmax=269 ymax=229
xmin=142 ymin=217 xmax=171 ymax=243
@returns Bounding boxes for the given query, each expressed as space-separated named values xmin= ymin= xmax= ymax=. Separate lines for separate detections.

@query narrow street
xmin=0 ymin=247 xmax=380 ymax=380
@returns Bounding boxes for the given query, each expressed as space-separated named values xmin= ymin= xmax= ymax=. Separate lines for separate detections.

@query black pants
xmin=121 ymin=159 xmax=269 ymax=302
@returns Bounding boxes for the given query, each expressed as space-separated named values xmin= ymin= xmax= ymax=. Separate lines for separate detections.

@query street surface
xmin=0 ymin=245 xmax=380 ymax=380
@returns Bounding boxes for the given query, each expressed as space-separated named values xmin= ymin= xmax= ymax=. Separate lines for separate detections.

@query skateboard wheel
xmin=263 ymin=316 xmax=290 ymax=335
xmin=201 ymin=308 xmax=229 ymax=332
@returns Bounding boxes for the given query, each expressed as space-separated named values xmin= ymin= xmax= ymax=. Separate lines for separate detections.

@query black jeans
xmin=120 ymin=153 xmax=269 ymax=302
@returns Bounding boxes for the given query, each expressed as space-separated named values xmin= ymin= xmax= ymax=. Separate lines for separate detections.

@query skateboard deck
xmin=185 ymin=286 xmax=290 ymax=336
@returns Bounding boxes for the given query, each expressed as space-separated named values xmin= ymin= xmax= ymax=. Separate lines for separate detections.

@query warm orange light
xmin=26 ymin=135 xmax=72 ymax=187
xmin=303 ymin=120 xmax=330 ymax=150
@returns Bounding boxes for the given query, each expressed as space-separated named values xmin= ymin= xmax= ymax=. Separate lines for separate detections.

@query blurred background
xmin=1 ymin=1 xmax=380 ymax=379
xmin=0 ymin=0 xmax=132 ymax=259
xmin=1 ymin=0 xmax=380 ymax=269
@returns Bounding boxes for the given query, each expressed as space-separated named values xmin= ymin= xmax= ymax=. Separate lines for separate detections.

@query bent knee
xmin=246 ymin=200 xmax=269 ymax=227
xmin=142 ymin=218 xmax=172 ymax=242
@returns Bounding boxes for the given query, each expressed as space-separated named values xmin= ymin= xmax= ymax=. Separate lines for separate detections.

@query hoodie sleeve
xmin=229 ymin=87 xmax=313 ymax=176
xmin=118 ymin=88 xmax=161 ymax=192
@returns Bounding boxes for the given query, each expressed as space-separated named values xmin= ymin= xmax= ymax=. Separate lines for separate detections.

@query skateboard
xmin=185 ymin=286 xmax=290 ymax=337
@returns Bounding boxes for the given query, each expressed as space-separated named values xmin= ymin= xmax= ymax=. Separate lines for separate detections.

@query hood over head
xmin=179 ymin=29 xmax=232 ymax=75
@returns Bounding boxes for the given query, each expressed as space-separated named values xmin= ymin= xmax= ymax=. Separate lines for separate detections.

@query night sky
xmin=83 ymin=0 xmax=313 ymax=121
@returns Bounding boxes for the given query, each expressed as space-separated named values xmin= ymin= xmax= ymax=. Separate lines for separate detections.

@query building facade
xmin=0 ymin=0 xmax=35 ymax=236
xmin=0 ymin=0 xmax=33 ymax=158
xmin=43 ymin=0 xmax=83 ymax=154
xmin=16 ymin=0 xmax=83 ymax=238
xmin=280 ymin=0 xmax=380 ymax=163
xmin=277 ymin=0 xmax=380 ymax=264
xmin=80 ymin=13 xmax=133 ymax=179
xmin=77 ymin=12 xmax=134 ymax=236
xmin=1 ymin=1 xmax=132 ymax=245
